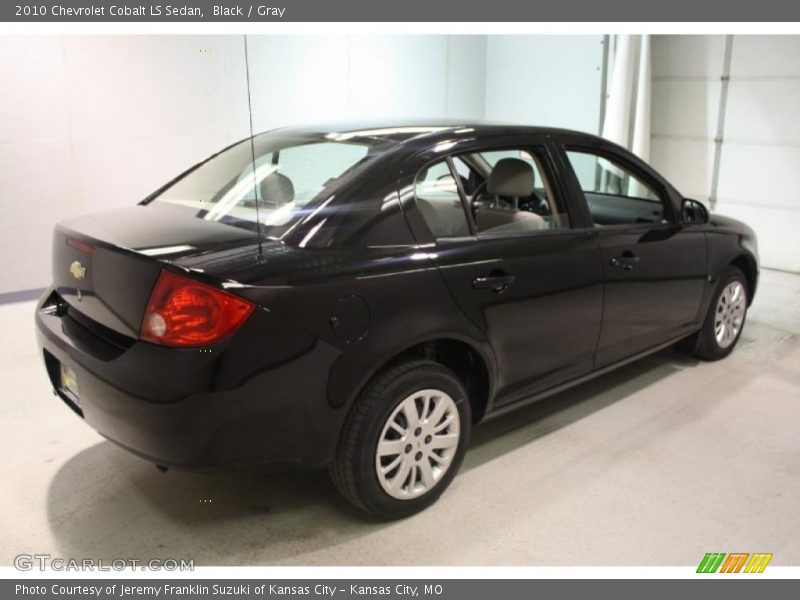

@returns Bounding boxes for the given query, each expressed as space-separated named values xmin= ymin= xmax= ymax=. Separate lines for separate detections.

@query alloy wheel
xmin=375 ymin=389 xmax=461 ymax=500
xmin=715 ymin=280 xmax=746 ymax=349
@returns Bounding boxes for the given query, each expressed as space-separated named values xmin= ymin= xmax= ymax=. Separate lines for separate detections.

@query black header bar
xmin=4 ymin=0 xmax=800 ymax=22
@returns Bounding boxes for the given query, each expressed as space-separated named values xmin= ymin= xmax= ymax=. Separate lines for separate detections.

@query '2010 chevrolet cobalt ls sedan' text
xmin=36 ymin=121 xmax=758 ymax=518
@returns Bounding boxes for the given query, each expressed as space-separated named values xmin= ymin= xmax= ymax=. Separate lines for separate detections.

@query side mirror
xmin=682 ymin=198 xmax=709 ymax=225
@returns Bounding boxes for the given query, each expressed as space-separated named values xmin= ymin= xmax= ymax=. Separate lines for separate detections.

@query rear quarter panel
xmin=230 ymin=246 xmax=494 ymax=411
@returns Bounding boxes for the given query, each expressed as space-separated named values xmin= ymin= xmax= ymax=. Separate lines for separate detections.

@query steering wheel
xmin=469 ymin=179 xmax=487 ymax=206
xmin=520 ymin=194 xmax=551 ymax=216
xmin=470 ymin=180 xmax=513 ymax=210
xmin=472 ymin=179 xmax=551 ymax=215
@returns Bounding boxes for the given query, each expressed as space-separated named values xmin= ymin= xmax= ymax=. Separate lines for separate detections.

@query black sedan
xmin=36 ymin=121 xmax=758 ymax=519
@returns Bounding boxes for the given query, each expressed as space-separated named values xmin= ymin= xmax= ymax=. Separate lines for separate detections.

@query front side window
xmin=472 ymin=149 xmax=569 ymax=235
xmin=566 ymin=149 xmax=668 ymax=226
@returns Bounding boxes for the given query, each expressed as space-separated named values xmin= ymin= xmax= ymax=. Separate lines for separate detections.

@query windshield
xmin=149 ymin=132 xmax=397 ymax=239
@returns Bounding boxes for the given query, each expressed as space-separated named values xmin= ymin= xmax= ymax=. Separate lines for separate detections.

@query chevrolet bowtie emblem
xmin=70 ymin=260 xmax=86 ymax=281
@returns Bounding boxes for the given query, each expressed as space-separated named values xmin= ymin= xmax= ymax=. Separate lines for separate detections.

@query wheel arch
xmin=730 ymin=253 xmax=758 ymax=305
xmin=329 ymin=334 xmax=497 ymax=424
xmin=401 ymin=337 xmax=493 ymax=423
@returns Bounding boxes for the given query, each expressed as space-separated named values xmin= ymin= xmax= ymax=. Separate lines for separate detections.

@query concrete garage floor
xmin=0 ymin=269 xmax=798 ymax=566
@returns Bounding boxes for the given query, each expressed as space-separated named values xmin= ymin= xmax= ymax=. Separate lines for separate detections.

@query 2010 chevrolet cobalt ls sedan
xmin=36 ymin=122 xmax=758 ymax=519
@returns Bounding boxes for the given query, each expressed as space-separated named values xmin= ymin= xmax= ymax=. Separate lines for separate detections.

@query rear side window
xmin=566 ymin=149 xmax=668 ymax=226
xmin=415 ymin=160 xmax=471 ymax=238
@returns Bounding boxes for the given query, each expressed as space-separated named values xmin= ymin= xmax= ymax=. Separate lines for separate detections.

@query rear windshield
xmin=149 ymin=132 xmax=397 ymax=239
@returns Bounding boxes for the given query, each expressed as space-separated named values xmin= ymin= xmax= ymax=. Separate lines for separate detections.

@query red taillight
xmin=140 ymin=270 xmax=255 ymax=347
xmin=66 ymin=238 xmax=96 ymax=255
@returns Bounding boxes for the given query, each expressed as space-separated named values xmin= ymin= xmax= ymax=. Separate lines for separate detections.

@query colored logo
xmin=697 ymin=552 xmax=773 ymax=573
xmin=69 ymin=260 xmax=86 ymax=281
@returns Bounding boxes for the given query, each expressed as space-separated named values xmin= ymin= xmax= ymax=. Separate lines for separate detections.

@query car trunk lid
xmin=52 ymin=203 xmax=257 ymax=338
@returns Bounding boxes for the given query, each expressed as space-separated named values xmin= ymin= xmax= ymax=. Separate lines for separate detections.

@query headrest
xmin=260 ymin=172 xmax=294 ymax=206
xmin=487 ymin=158 xmax=535 ymax=198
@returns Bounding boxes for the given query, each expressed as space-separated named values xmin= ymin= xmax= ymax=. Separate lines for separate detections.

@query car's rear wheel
xmin=330 ymin=358 xmax=471 ymax=519
xmin=691 ymin=266 xmax=749 ymax=360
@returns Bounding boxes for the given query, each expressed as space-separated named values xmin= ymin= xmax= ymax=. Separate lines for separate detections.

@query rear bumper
xmin=35 ymin=288 xmax=344 ymax=470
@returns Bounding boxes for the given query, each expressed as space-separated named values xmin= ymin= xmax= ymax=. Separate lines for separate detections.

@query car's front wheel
xmin=691 ymin=266 xmax=750 ymax=360
xmin=330 ymin=358 xmax=471 ymax=519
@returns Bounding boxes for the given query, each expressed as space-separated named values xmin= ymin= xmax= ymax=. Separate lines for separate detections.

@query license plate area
xmin=59 ymin=363 xmax=81 ymax=406
xmin=42 ymin=350 xmax=84 ymax=417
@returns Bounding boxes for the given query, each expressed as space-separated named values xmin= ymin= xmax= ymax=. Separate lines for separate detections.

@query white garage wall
xmin=446 ymin=35 xmax=488 ymax=119
xmin=245 ymin=36 xmax=351 ymax=129
xmin=484 ymin=35 xmax=604 ymax=133
xmin=0 ymin=35 xmax=252 ymax=295
xmin=0 ymin=36 xmax=80 ymax=297
xmin=245 ymin=35 xmax=487 ymax=129
xmin=0 ymin=35 xmax=488 ymax=295
xmin=650 ymin=35 xmax=726 ymax=202
xmin=650 ymin=35 xmax=800 ymax=273
xmin=717 ymin=36 xmax=800 ymax=273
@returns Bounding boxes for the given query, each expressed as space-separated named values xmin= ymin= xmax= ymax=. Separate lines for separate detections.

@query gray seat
xmin=477 ymin=158 xmax=545 ymax=233
xmin=417 ymin=191 xmax=470 ymax=237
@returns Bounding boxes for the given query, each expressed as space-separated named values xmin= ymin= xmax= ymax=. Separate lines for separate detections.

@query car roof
xmin=271 ymin=119 xmax=605 ymax=150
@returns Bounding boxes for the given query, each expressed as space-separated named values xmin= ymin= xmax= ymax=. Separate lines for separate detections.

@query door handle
xmin=472 ymin=272 xmax=516 ymax=293
xmin=610 ymin=252 xmax=640 ymax=271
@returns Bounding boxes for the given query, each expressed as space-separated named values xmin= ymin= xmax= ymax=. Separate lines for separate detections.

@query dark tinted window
xmin=472 ymin=149 xmax=570 ymax=235
xmin=566 ymin=150 xmax=668 ymax=226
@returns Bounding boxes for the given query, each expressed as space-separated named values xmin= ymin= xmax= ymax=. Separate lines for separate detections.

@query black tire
xmin=330 ymin=357 xmax=471 ymax=519
xmin=691 ymin=266 xmax=749 ymax=361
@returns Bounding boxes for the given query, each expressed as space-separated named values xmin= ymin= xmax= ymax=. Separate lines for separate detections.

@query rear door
xmin=406 ymin=136 xmax=604 ymax=407
xmin=557 ymin=139 xmax=708 ymax=368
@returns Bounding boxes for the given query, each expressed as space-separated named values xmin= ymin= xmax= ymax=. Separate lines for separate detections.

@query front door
xmin=561 ymin=147 xmax=708 ymax=368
